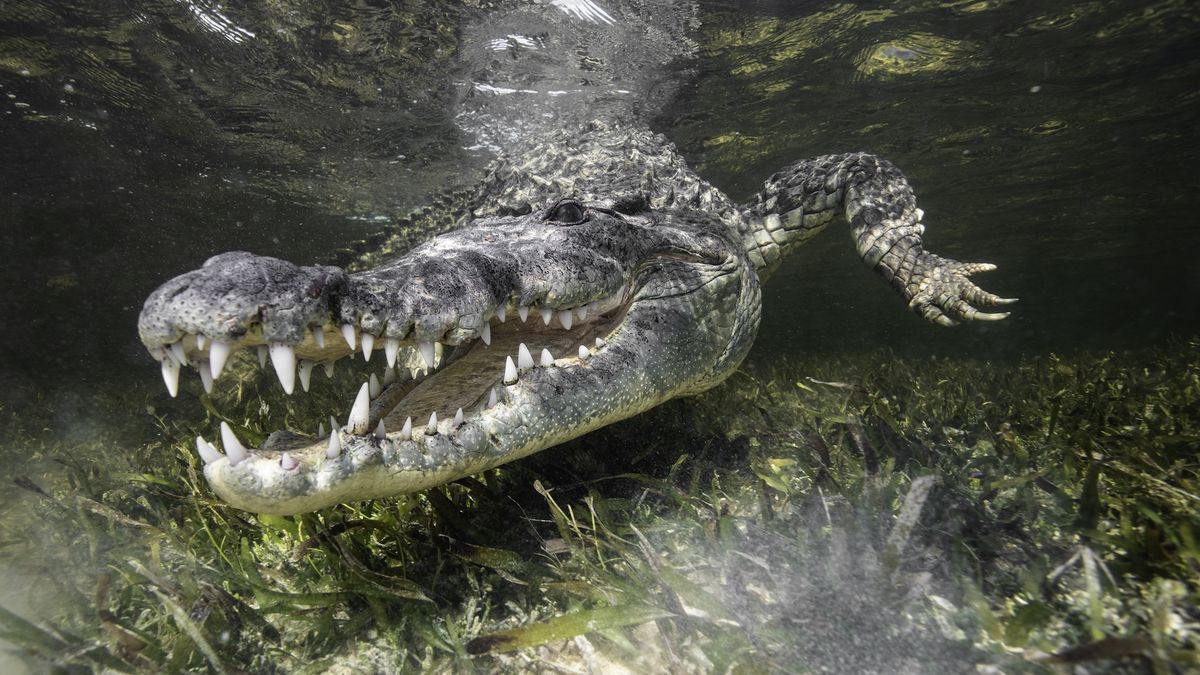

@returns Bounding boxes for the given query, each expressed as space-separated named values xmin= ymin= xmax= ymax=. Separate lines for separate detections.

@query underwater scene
xmin=0 ymin=0 xmax=1197 ymax=672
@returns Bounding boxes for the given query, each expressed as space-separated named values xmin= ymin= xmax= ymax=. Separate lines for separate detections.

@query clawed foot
xmin=907 ymin=254 xmax=1017 ymax=327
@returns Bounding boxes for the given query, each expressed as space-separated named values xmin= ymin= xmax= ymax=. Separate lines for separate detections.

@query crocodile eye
xmin=546 ymin=200 xmax=588 ymax=225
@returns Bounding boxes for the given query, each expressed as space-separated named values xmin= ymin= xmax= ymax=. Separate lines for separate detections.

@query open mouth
xmin=139 ymin=205 xmax=752 ymax=513
xmin=153 ymin=278 xmax=636 ymax=511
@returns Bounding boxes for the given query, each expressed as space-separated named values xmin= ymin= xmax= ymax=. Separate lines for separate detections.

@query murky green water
xmin=663 ymin=0 xmax=1200 ymax=358
xmin=3 ymin=0 xmax=1197 ymax=406
xmin=0 ymin=1 xmax=1197 ymax=671
xmin=1 ymin=0 xmax=481 ymax=410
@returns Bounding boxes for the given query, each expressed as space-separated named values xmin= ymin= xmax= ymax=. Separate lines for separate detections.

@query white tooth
xmin=541 ymin=308 xmax=553 ymax=325
xmin=480 ymin=323 xmax=491 ymax=346
xmin=161 ymin=359 xmax=180 ymax=397
xmin=374 ymin=420 xmax=386 ymax=440
xmin=198 ymin=364 xmax=214 ymax=394
xmin=576 ymin=305 xmax=588 ymax=321
xmin=559 ymin=310 xmax=573 ymax=330
xmin=169 ymin=342 xmax=187 ymax=366
xmin=400 ymin=416 xmax=412 ymax=440
xmin=518 ymin=305 xmax=529 ymax=322
xmin=341 ymin=323 xmax=356 ymax=349
xmin=269 ymin=343 xmax=296 ymax=394
xmin=517 ymin=343 xmax=534 ymax=370
xmin=487 ymin=388 xmax=498 ymax=409
xmin=418 ymin=341 xmax=436 ymax=369
xmin=196 ymin=436 xmax=221 ymax=464
xmin=323 ymin=360 xmax=336 ymax=378
xmin=280 ymin=453 xmax=298 ymax=471
xmin=318 ymin=422 xmax=326 ymax=438
xmin=205 ymin=439 xmax=222 ymax=463
xmin=540 ymin=348 xmax=553 ymax=367
xmin=595 ymin=337 xmax=606 ymax=348
xmin=220 ymin=422 xmax=249 ymax=466
xmin=369 ymin=373 xmax=381 ymax=398
xmin=257 ymin=345 xmax=268 ymax=369
xmin=453 ymin=408 xmax=463 ymax=428
xmin=496 ymin=305 xmax=506 ymax=323
xmin=504 ymin=356 xmax=518 ymax=384
xmin=385 ymin=338 xmax=400 ymax=367
xmin=426 ymin=412 xmax=438 ymax=434
xmin=916 ymin=208 xmax=925 ymax=222
xmin=314 ymin=326 xmax=325 ymax=349
xmin=347 ymin=383 xmax=370 ymax=434
xmin=325 ymin=432 xmax=341 ymax=459
xmin=383 ymin=367 xmax=397 ymax=386
xmin=196 ymin=334 xmax=208 ymax=351
xmin=210 ymin=341 xmax=232 ymax=379
xmin=329 ymin=416 xmax=339 ymax=436
xmin=578 ymin=345 xmax=589 ymax=360
xmin=299 ymin=360 xmax=314 ymax=392
xmin=361 ymin=333 xmax=375 ymax=361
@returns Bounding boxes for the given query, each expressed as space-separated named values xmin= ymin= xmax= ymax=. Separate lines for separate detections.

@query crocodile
xmin=137 ymin=1 xmax=1013 ymax=515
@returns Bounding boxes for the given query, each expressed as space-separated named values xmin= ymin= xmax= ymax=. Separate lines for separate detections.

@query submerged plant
xmin=0 ymin=342 xmax=1196 ymax=672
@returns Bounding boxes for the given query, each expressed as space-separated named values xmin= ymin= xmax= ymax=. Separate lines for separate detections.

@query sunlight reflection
xmin=551 ymin=0 xmax=616 ymax=26
xmin=182 ymin=0 xmax=255 ymax=43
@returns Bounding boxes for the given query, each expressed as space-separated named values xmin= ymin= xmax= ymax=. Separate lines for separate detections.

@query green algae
xmin=1 ymin=341 xmax=1196 ymax=672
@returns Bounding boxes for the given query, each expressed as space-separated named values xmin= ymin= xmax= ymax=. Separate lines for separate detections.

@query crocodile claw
xmin=906 ymin=254 xmax=1015 ymax=327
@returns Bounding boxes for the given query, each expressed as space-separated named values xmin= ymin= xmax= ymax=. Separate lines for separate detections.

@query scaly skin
xmin=139 ymin=129 xmax=1012 ymax=514
xmin=139 ymin=8 xmax=1014 ymax=514
xmin=141 ymin=196 xmax=765 ymax=513
xmin=740 ymin=152 xmax=1012 ymax=324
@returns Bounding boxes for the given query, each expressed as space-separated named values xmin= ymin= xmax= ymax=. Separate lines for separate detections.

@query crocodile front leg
xmin=739 ymin=153 xmax=1015 ymax=326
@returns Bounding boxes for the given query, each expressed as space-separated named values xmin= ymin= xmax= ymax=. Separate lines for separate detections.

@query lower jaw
xmin=191 ymin=296 xmax=637 ymax=513
xmin=203 ymin=343 xmax=611 ymax=515
xmin=205 ymin=457 xmax=496 ymax=515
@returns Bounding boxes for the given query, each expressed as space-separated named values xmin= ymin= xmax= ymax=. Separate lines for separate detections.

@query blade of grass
xmin=464 ymin=604 xmax=671 ymax=655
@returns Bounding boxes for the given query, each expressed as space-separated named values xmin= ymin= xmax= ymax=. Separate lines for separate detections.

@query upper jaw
xmin=138 ymin=212 xmax=639 ymax=397
xmin=137 ymin=251 xmax=348 ymax=358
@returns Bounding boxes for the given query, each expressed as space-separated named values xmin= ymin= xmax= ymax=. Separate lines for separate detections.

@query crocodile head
xmin=139 ymin=199 xmax=761 ymax=514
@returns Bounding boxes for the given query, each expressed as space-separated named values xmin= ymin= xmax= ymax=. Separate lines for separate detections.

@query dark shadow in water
xmin=662 ymin=0 xmax=1200 ymax=359
xmin=0 ymin=0 xmax=485 ymax=415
